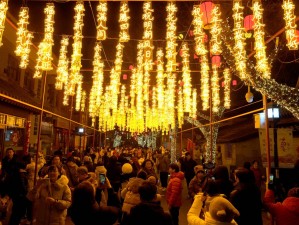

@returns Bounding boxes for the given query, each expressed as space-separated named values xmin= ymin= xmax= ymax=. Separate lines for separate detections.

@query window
xmin=24 ymin=69 xmax=34 ymax=93
xmin=7 ymin=54 xmax=21 ymax=83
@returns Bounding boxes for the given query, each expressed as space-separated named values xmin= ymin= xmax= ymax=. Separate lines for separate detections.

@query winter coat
xmin=127 ymin=202 xmax=173 ymax=225
xmin=166 ymin=171 xmax=184 ymax=207
xmin=63 ymin=164 xmax=79 ymax=188
xmin=263 ymin=189 xmax=299 ymax=225
xmin=29 ymin=175 xmax=71 ymax=225
xmin=213 ymin=166 xmax=234 ymax=198
xmin=157 ymin=154 xmax=171 ymax=173
xmin=188 ymin=176 xmax=208 ymax=199
xmin=182 ymin=158 xmax=197 ymax=180
xmin=26 ymin=161 xmax=45 ymax=192
xmin=250 ymin=167 xmax=262 ymax=188
xmin=187 ymin=193 xmax=238 ymax=225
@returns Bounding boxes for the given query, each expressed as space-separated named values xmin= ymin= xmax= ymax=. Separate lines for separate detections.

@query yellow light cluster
xmin=0 ymin=0 xmax=8 ymax=47
xmin=55 ymin=36 xmax=69 ymax=90
xmin=211 ymin=66 xmax=220 ymax=113
xmin=117 ymin=85 xmax=127 ymax=128
xmin=282 ymin=0 xmax=298 ymax=50
xmin=181 ymin=42 xmax=192 ymax=113
xmin=223 ymin=68 xmax=231 ymax=109
xmin=210 ymin=4 xmax=222 ymax=55
xmin=177 ymin=86 xmax=184 ymax=128
xmin=156 ymin=48 xmax=166 ymax=130
xmin=62 ymin=88 xmax=69 ymax=106
xmin=15 ymin=7 xmax=33 ymax=69
xmin=96 ymin=1 xmax=107 ymax=41
xmin=200 ymin=55 xmax=210 ymax=110
xmin=75 ymin=75 xmax=83 ymax=111
xmin=191 ymin=88 xmax=197 ymax=119
xmin=232 ymin=0 xmax=247 ymax=80
xmin=80 ymin=90 xmax=86 ymax=112
xmin=192 ymin=5 xmax=207 ymax=56
xmin=68 ymin=2 xmax=85 ymax=96
xmin=119 ymin=1 xmax=130 ymax=42
xmin=34 ymin=3 xmax=55 ymax=78
xmin=252 ymin=0 xmax=270 ymax=78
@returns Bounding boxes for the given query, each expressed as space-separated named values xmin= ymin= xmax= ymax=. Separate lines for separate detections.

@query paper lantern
xmin=232 ymin=80 xmax=237 ymax=86
xmin=200 ymin=1 xmax=215 ymax=27
xmin=129 ymin=65 xmax=134 ymax=70
xmin=296 ymin=30 xmax=299 ymax=42
xmin=123 ymin=74 xmax=128 ymax=80
xmin=244 ymin=15 xmax=254 ymax=31
xmin=211 ymin=55 xmax=221 ymax=67
xmin=194 ymin=54 xmax=199 ymax=59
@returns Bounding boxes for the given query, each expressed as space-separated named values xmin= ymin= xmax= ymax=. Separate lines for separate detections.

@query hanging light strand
xmin=75 ymin=75 xmax=83 ymax=111
xmin=252 ymin=0 xmax=270 ymax=78
xmin=191 ymin=88 xmax=197 ymax=119
xmin=119 ymin=1 xmax=130 ymax=42
xmin=56 ymin=36 xmax=69 ymax=90
xmin=192 ymin=5 xmax=207 ymax=56
xmin=156 ymin=48 xmax=165 ymax=130
xmin=0 ymin=0 xmax=8 ymax=47
xmin=282 ymin=0 xmax=298 ymax=50
xmin=223 ymin=68 xmax=231 ymax=109
xmin=96 ymin=1 xmax=107 ymax=41
xmin=210 ymin=4 xmax=222 ymax=55
xmin=200 ymin=55 xmax=210 ymax=110
xmin=181 ymin=42 xmax=192 ymax=113
xmin=211 ymin=66 xmax=220 ymax=113
xmin=135 ymin=42 xmax=144 ymax=132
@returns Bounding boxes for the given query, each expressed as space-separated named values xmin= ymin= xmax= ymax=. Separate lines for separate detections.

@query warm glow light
xmin=119 ymin=1 xmax=130 ymax=42
xmin=252 ymin=0 xmax=270 ymax=79
xmin=68 ymin=2 xmax=85 ymax=96
xmin=223 ymin=68 xmax=231 ymax=109
xmin=81 ymin=90 xmax=86 ymax=112
xmin=232 ymin=0 xmax=248 ymax=80
xmin=15 ymin=7 xmax=33 ymax=69
xmin=75 ymin=75 xmax=83 ymax=111
xmin=0 ymin=0 xmax=8 ymax=47
xmin=177 ymin=86 xmax=184 ymax=128
xmin=181 ymin=42 xmax=192 ymax=113
xmin=56 ymin=36 xmax=69 ymax=90
xmin=191 ymin=88 xmax=197 ymax=119
xmin=192 ymin=5 xmax=208 ymax=56
xmin=96 ymin=1 xmax=107 ymax=41
xmin=135 ymin=42 xmax=144 ymax=132
xmin=210 ymin=4 xmax=222 ymax=55
xmin=200 ymin=55 xmax=210 ymax=110
xmin=282 ymin=0 xmax=298 ymax=50
xmin=211 ymin=66 xmax=220 ymax=113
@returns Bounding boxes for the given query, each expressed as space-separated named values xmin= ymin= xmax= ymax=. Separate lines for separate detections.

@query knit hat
xmin=95 ymin=165 xmax=107 ymax=175
xmin=122 ymin=163 xmax=133 ymax=174
xmin=209 ymin=197 xmax=239 ymax=223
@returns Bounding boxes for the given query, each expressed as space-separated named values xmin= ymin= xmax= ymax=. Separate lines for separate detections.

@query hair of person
xmin=141 ymin=159 xmax=154 ymax=168
xmin=185 ymin=152 xmax=191 ymax=157
xmin=243 ymin=162 xmax=251 ymax=170
xmin=252 ymin=160 xmax=258 ymax=165
xmin=137 ymin=170 xmax=147 ymax=180
xmin=235 ymin=167 xmax=252 ymax=184
xmin=213 ymin=165 xmax=229 ymax=181
xmin=77 ymin=166 xmax=88 ymax=175
xmin=6 ymin=147 xmax=14 ymax=152
xmin=169 ymin=163 xmax=180 ymax=172
xmin=288 ymin=187 xmax=299 ymax=198
xmin=48 ymin=165 xmax=60 ymax=174
xmin=51 ymin=155 xmax=61 ymax=162
xmin=138 ymin=181 xmax=157 ymax=202
xmin=205 ymin=179 xmax=220 ymax=196
xmin=66 ymin=156 xmax=75 ymax=163
xmin=72 ymin=181 xmax=96 ymax=209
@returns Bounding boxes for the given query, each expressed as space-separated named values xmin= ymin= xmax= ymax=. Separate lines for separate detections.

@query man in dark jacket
xmin=127 ymin=181 xmax=173 ymax=225
xmin=181 ymin=152 xmax=197 ymax=189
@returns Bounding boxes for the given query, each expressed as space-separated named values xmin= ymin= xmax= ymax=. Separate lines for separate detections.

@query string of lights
xmin=282 ymin=0 xmax=298 ymax=50
xmin=0 ymin=0 xmax=8 ymax=47
xmin=55 ymin=36 xmax=69 ymax=90
xmin=96 ymin=1 xmax=107 ymax=41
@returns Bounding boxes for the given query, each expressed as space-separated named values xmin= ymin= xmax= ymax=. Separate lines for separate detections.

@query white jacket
xmin=187 ymin=193 xmax=238 ymax=225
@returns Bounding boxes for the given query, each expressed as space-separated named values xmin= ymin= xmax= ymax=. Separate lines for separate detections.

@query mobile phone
xmin=99 ymin=174 xmax=106 ymax=184
xmin=269 ymin=174 xmax=274 ymax=183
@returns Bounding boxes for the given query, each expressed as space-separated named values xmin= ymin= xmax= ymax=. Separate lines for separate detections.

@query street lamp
xmin=78 ymin=127 xmax=84 ymax=151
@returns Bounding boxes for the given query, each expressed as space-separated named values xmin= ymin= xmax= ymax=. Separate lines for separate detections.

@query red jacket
xmin=263 ymin=190 xmax=299 ymax=225
xmin=166 ymin=171 xmax=184 ymax=207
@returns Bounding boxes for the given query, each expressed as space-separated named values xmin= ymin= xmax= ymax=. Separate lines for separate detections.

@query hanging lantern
xmin=200 ymin=1 xmax=215 ymax=29
xmin=244 ymin=15 xmax=254 ymax=31
xmin=211 ymin=55 xmax=221 ymax=67
xmin=123 ymin=74 xmax=127 ymax=80
xmin=232 ymin=80 xmax=237 ymax=86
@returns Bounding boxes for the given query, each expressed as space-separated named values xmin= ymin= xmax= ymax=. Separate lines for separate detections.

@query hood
xmin=205 ymin=212 xmax=238 ymax=225
xmin=55 ymin=175 xmax=69 ymax=187
xmin=171 ymin=171 xmax=184 ymax=180
xmin=127 ymin=177 xmax=145 ymax=193
xmin=283 ymin=197 xmax=299 ymax=215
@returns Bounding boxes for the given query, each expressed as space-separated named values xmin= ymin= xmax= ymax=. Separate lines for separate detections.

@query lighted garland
xmin=192 ymin=4 xmax=207 ymax=56
xmin=252 ymin=0 xmax=270 ymax=78
xmin=119 ymin=1 xmax=130 ymax=42
xmin=221 ymin=22 xmax=299 ymax=119
xmin=177 ymin=86 xmax=184 ymax=128
xmin=282 ymin=0 xmax=298 ymax=50
xmin=223 ymin=68 xmax=231 ymax=109
xmin=210 ymin=4 xmax=222 ymax=55
xmin=191 ymin=88 xmax=197 ymax=119
xmin=211 ymin=66 xmax=220 ymax=113
xmin=232 ymin=0 xmax=247 ymax=81
xmin=96 ymin=1 xmax=107 ymax=41
xmin=135 ymin=42 xmax=144 ymax=132
xmin=80 ymin=90 xmax=86 ymax=112
xmin=181 ymin=42 xmax=192 ymax=113
xmin=156 ymin=48 xmax=166 ymax=130
xmin=0 ymin=0 xmax=8 ymax=47
xmin=55 ymin=36 xmax=69 ymax=90
xmin=15 ymin=7 xmax=33 ymax=69
xmin=75 ymin=75 xmax=83 ymax=111
xmin=200 ymin=55 xmax=210 ymax=110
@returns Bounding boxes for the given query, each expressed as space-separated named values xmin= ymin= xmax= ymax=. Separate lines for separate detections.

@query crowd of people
xmin=0 ymin=146 xmax=298 ymax=225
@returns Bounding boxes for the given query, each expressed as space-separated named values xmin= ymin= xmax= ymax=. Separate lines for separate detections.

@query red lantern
xmin=221 ymin=81 xmax=224 ymax=87
xmin=194 ymin=54 xmax=199 ymax=59
xmin=200 ymin=2 xmax=215 ymax=28
xmin=129 ymin=65 xmax=134 ymax=70
xmin=296 ymin=30 xmax=299 ymax=42
xmin=232 ymin=80 xmax=237 ymax=86
xmin=244 ymin=15 xmax=254 ymax=32
xmin=211 ymin=55 xmax=221 ymax=67
xmin=123 ymin=74 xmax=128 ymax=80
xmin=179 ymin=49 xmax=183 ymax=57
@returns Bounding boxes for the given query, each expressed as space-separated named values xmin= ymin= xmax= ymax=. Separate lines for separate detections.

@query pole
xmin=180 ymin=128 xmax=183 ymax=155
xmin=209 ymin=89 xmax=213 ymax=163
xmin=263 ymin=95 xmax=271 ymax=182
xmin=68 ymin=95 xmax=74 ymax=152
xmin=34 ymin=72 xmax=47 ymax=185
xmin=93 ymin=128 xmax=96 ymax=148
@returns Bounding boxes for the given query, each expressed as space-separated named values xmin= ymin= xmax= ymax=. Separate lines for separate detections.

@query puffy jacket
xmin=166 ymin=171 xmax=184 ymax=207
xmin=263 ymin=189 xmax=299 ymax=225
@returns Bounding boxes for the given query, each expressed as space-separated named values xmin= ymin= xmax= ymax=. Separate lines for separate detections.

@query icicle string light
xmin=119 ymin=1 xmax=130 ymax=42
xmin=191 ymin=88 xmax=197 ymax=119
xmin=282 ymin=0 xmax=298 ymax=50
xmin=177 ymin=86 xmax=184 ymax=128
xmin=80 ymin=91 xmax=86 ymax=112
xmin=192 ymin=5 xmax=207 ymax=56
xmin=181 ymin=42 xmax=192 ymax=113
xmin=135 ymin=42 xmax=144 ymax=132
xmin=252 ymin=0 xmax=270 ymax=79
xmin=200 ymin=55 xmax=210 ymax=110
xmin=96 ymin=1 xmax=107 ymax=41
xmin=68 ymin=2 xmax=85 ymax=96
xmin=232 ymin=0 xmax=247 ymax=80
xmin=211 ymin=66 xmax=220 ymax=113
xmin=210 ymin=4 xmax=222 ymax=55
xmin=156 ymin=48 xmax=166 ymax=130
xmin=223 ymin=68 xmax=231 ymax=109
xmin=0 ymin=0 xmax=8 ymax=47
xmin=56 ymin=36 xmax=69 ymax=90
xmin=75 ymin=75 xmax=83 ymax=111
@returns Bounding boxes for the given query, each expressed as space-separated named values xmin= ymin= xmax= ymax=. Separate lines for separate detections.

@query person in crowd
xmin=263 ymin=186 xmax=299 ymax=225
xmin=140 ymin=159 xmax=158 ymax=181
xmin=126 ymin=181 xmax=173 ymax=225
xmin=1 ymin=148 xmax=17 ymax=192
xmin=83 ymin=155 xmax=94 ymax=172
xmin=26 ymin=153 xmax=46 ymax=193
xmin=213 ymin=165 xmax=234 ymax=198
xmin=27 ymin=165 xmax=71 ymax=225
xmin=189 ymin=165 xmax=208 ymax=199
xmin=69 ymin=181 xmax=119 ymax=225
xmin=63 ymin=156 xmax=79 ymax=191
xmin=106 ymin=156 xmax=122 ymax=193
xmin=166 ymin=163 xmax=184 ymax=225
xmin=158 ymin=151 xmax=171 ymax=191
xmin=39 ymin=155 xmax=66 ymax=178
xmin=250 ymin=160 xmax=264 ymax=189
xmin=77 ymin=166 xmax=98 ymax=188
xmin=243 ymin=162 xmax=255 ymax=184
xmin=230 ymin=167 xmax=263 ymax=225
xmin=181 ymin=152 xmax=197 ymax=189
xmin=187 ymin=194 xmax=239 ymax=225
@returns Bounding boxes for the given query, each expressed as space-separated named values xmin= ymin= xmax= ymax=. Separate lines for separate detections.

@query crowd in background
xmin=0 ymin=146 xmax=298 ymax=225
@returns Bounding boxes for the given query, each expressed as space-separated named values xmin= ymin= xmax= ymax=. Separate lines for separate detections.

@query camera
xmin=99 ymin=174 xmax=106 ymax=184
